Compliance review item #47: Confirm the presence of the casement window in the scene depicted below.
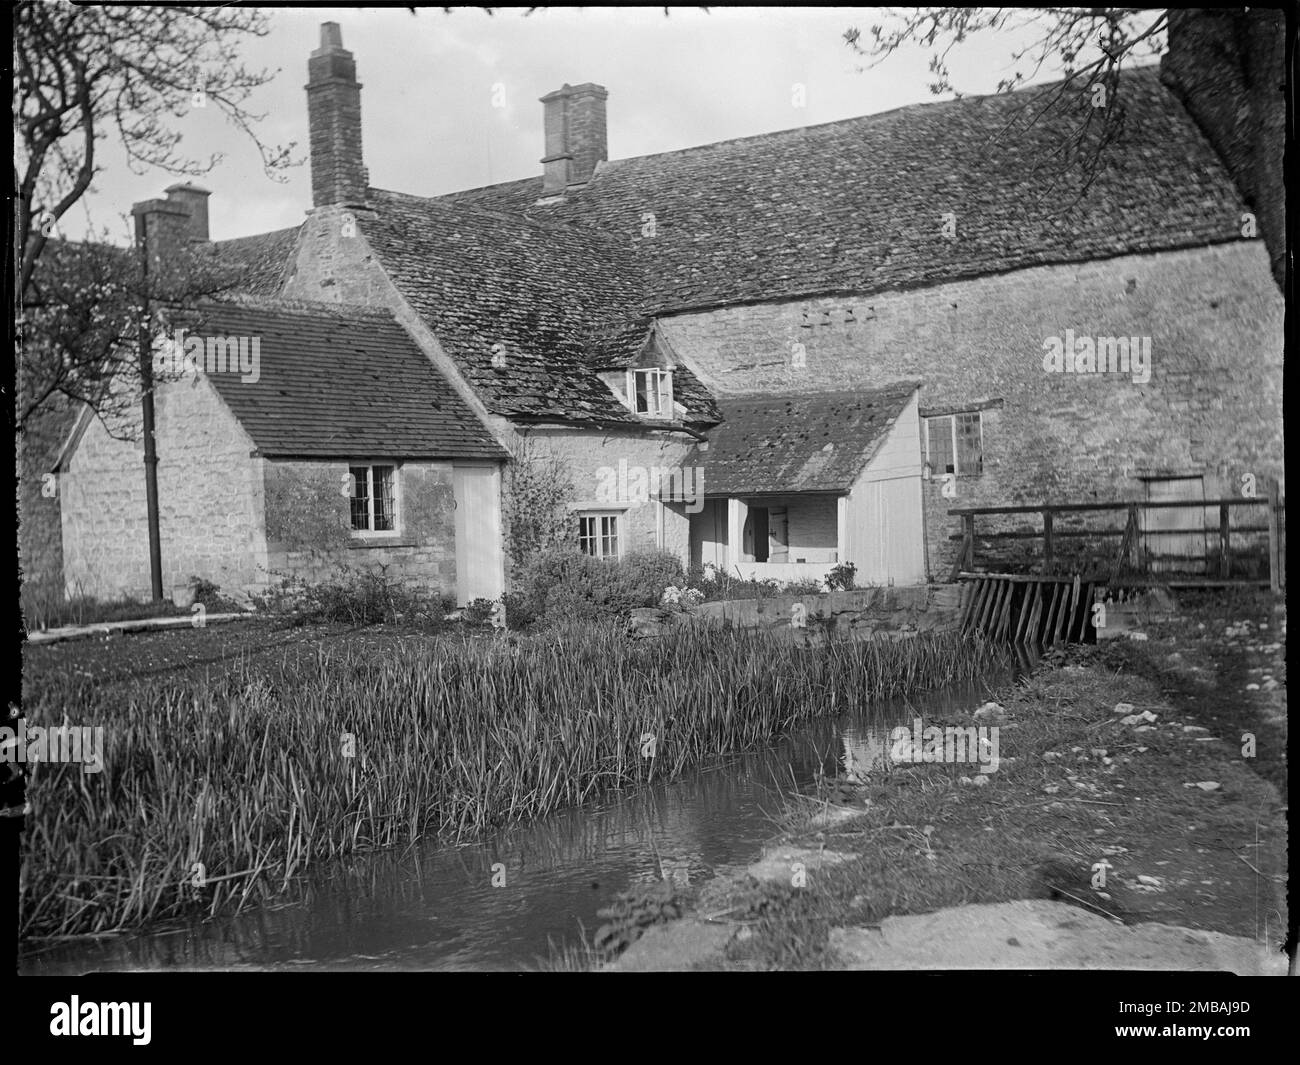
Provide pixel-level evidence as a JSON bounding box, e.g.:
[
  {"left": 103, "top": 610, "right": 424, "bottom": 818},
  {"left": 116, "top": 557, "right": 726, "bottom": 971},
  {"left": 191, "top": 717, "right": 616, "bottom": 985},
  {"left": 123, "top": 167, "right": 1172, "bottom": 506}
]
[
  {"left": 577, "top": 511, "right": 621, "bottom": 559},
  {"left": 629, "top": 368, "right": 673, "bottom": 419},
  {"left": 925, "top": 412, "right": 983, "bottom": 477},
  {"left": 350, "top": 464, "right": 397, "bottom": 533}
]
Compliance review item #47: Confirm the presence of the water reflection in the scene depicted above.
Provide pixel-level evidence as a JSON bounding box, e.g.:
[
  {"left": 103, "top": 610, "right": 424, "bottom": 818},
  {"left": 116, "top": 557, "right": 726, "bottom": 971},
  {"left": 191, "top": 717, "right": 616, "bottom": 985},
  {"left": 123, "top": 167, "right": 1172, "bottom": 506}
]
[{"left": 22, "top": 673, "right": 1018, "bottom": 973}]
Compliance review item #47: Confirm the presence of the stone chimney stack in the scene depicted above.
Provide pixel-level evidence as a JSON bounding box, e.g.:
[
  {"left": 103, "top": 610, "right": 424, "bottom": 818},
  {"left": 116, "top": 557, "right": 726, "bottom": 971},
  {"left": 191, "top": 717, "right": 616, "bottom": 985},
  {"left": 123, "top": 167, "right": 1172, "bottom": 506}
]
[
  {"left": 306, "top": 22, "right": 368, "bottom": 208},
  {"left": 540, "top": 83, "right": 608, "bottom": 194},
  {"left": 164, "top": 182, "right": 211, "bottom": 242},
  {"left": 131, "top": 195, "right": 192, "bottom": 272}
]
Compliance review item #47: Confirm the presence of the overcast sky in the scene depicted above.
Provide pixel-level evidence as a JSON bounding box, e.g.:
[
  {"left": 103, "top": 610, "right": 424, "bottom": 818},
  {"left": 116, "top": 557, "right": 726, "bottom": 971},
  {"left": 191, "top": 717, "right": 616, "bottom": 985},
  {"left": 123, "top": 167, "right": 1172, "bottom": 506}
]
[{"left": 73, "top": 6, "right": 1163, "bottom": 244}]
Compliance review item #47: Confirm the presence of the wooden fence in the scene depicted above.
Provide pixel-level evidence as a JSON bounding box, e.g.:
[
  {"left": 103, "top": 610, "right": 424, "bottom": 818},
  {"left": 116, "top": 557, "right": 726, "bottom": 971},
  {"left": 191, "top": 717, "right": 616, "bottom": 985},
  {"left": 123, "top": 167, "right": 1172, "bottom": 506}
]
[{"left": 947, "top": 495, "right": 1285, "bottom": 591}]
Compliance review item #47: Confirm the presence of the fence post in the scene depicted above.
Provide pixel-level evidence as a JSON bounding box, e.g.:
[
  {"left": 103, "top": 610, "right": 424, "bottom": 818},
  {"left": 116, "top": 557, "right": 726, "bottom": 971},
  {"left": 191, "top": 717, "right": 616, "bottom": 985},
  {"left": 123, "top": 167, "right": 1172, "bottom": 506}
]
[
  {"left": 1267, "top": 481, "right": 1281, "bottom": 594},
  {"left": 1043, "top": 510, "right": 1054, "bottom": 573},
  {"left": 1127, "top": 503, "right": 1141, "bottom": 573},
  {"left": 1219, "top": 503, "right": 1231, "bottom": 580}
]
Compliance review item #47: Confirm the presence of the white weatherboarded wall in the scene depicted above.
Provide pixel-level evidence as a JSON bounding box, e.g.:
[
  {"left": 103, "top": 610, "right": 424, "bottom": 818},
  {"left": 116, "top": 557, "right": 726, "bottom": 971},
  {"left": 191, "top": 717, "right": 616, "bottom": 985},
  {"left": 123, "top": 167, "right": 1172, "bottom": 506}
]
[{"left": 843, "top": 390, "right": 925, "bottom": 585}]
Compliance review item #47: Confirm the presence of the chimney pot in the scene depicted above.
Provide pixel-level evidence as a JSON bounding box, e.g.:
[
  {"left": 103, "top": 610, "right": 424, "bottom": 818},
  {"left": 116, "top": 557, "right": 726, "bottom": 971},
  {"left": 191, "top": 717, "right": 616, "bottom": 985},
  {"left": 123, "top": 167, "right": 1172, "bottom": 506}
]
[{"left": 319, "top": 21, "right": 343, "bottom": 51}]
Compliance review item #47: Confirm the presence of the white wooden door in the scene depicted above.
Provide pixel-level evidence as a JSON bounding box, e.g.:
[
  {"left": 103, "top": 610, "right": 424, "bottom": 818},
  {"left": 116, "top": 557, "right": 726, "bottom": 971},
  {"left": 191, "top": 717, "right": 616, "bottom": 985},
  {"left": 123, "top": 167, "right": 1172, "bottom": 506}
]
[
  {"left": 1141, "top": 476, "right": 1206, "bottom": 574},
  {"left": 453, "top": 465, "right": 504, "bottom": 605}
]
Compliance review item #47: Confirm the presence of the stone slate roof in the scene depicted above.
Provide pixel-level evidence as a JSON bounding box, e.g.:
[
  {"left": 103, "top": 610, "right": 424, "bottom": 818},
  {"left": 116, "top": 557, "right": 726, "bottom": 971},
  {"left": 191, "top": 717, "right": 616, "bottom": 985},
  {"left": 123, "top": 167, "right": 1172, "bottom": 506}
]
[
  {"left": 357, "top": 190, "right": 720, "bottom": 427},
  {"left": 438, "top": 66, "right": 1243, "bottom": 312},
  {"left": 211, "top": 226, "right": 301, "bottom": 298},
  {"left": 683, "top": 383, "right": 919, "bottom": 495},
  {"left": 356, "top": 66, "right": 1243, "bottom": 428},
  {"left": 181, "top": 299, "right": 506, "bottom": 460}
]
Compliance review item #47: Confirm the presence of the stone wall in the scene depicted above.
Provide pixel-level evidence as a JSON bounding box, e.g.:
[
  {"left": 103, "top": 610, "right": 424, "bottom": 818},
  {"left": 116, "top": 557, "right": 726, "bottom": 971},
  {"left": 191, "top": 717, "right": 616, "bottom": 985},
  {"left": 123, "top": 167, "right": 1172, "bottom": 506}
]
[
  {"left": 262, "top": 458, "right": 457, "bottom": 595},
  {"left": 509, "top": 424, "right": 697, "bottom": 567},
  {"left": 659, "top": 242, "right": 1284, "bottom": 578},
  {"left": 60, "top": 377, "right": 265, "bottom": 601}
]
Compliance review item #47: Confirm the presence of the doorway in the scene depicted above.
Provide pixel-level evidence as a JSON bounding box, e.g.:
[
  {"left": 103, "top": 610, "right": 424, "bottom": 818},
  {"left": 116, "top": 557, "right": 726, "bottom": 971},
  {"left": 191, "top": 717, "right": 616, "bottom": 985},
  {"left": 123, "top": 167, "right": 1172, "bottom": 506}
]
[{"left": 453, "top": 465, "right": 505, "bottom": 604}]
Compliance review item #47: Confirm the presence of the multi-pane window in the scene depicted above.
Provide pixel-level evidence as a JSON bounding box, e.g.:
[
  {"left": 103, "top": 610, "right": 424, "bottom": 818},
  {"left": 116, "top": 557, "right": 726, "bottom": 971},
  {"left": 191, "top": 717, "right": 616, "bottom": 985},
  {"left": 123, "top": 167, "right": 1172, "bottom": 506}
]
[
  {"left": 577, "top": 512, "right": 621, "bottom": 559},
  {"left": 925, "top": 412, "right": 983, "bottom": 477},
  {"left": 350, "top": 464, "right": 396, "bottom": 532},
  {"left": 630, "top": 368, "right": 673, "bottom": 419}
]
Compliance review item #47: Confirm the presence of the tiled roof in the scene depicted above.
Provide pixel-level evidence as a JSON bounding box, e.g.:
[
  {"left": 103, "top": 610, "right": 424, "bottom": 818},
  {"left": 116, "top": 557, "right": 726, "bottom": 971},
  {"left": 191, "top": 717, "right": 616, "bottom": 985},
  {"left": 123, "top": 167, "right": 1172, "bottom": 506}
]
[
  {"left": 683, "top": 383, "right": 919, "bottom": 495},
  {"left": 178, "top": 299, "right": 506, "bottom": 459},
  {"left": 439, "top": 66, "right": 1243, "bottom": 311},
  {"left": 211, "top": 226, "right": 301, "bottom": 298}
]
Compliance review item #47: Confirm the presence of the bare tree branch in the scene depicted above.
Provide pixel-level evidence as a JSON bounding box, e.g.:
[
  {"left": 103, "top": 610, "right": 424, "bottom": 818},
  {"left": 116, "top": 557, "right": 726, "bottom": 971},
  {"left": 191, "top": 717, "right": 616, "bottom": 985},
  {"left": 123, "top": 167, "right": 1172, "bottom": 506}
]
[
  {"left": 844, "top": 7, "right": 1169, "bottom": 209},
  {"left": 14, "top": 2, "right": 299, "bottom": 296}
]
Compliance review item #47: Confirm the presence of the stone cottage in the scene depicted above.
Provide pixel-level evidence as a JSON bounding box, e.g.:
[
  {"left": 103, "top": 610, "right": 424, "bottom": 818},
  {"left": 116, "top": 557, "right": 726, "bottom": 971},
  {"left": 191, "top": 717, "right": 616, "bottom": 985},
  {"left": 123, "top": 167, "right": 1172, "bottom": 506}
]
[
  {"left": 56, "top": 298, "right": 506, "bottom": 603},
  {"left": 53, "top": 21, "right": 1284, "bottom": 603}
]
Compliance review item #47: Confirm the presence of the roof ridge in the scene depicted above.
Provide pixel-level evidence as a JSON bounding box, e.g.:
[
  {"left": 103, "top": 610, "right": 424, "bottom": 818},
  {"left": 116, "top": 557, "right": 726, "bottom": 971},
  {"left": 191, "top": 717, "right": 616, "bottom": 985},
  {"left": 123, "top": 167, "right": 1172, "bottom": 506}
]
[
  {"left": 370, "top": 185, "right": 636, "bottom": 252},
  {"left": 410, "top": 62, "right": 1167, "bottom": 207},
  {"left": 213, "top": 224, "right": 301, "bottom": 247},
  {"left": 601, "top": 62, "right": 1165, "bottom": 165},
  {"left": 724, "top": 382, "right": 922, "bottom": 403},
  {"left": 199, "top": 294, "right": 396, "bottom": 319}
]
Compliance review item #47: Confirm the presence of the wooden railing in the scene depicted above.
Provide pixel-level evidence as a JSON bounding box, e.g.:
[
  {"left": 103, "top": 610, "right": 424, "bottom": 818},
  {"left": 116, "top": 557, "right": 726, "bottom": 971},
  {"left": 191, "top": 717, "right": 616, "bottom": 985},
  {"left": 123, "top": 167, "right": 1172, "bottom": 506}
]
[{"left": 947, "top": 496, "right": 1285, "bottom": 591}]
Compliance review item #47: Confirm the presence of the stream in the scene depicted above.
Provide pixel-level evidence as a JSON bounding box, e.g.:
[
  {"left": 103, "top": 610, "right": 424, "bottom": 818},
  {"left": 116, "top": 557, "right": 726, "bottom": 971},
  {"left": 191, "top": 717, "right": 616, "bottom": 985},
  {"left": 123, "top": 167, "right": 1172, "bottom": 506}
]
[{"left": 21, "top": 668, "right": 1025, "bottom": 973}]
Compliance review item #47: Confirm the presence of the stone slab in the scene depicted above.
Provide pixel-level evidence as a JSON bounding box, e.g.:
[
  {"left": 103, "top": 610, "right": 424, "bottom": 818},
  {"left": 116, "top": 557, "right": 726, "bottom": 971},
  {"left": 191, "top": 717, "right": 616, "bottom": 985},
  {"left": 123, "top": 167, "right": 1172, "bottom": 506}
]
[{"left": 829, "top": 899, "right": 1286, "bottom": 973}]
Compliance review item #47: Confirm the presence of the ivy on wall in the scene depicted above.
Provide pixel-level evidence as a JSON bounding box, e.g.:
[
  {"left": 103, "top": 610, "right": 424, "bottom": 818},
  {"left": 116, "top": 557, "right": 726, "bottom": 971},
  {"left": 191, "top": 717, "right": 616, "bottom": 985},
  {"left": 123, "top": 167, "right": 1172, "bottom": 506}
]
[
  {"left": 263, "top": 464, "right": 352, "bottom": 555},
  {"left": 503, "top": 437, "right": 577, "bottom": 573}
]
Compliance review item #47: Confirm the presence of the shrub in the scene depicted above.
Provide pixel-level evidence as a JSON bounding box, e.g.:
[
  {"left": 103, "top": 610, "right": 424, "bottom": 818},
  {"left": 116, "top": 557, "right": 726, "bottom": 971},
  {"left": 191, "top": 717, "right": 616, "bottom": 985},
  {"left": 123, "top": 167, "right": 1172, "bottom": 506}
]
[
  {"left": 502, "top": 590, "right": 539, "bottom": 631},
  {"left": 462, "top": 597, "right": 497, "bottom": 626},
  {"left": 824, "top": 562, "right": 857, "bottom": 591},
  {"left": 264, "top": 565, "right": 454, "bottom": 627},
  {"left": 515, "top": 547, "right": 687, "bottom": 624},
  {"left": 684, "top": 563, "right": 823, "bottom": 602},
  {"left": 660, "top": 585, "right": 706, "bottom": 611},
  {"left": 188, "top": 576, "right": 245, "bottom": 613}
]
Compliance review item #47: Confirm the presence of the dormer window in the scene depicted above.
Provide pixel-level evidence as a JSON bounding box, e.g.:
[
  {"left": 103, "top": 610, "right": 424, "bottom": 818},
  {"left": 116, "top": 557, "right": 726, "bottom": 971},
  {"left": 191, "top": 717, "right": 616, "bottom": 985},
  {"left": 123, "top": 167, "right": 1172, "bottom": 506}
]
[{"left": 630, "top": 368, "right": 673, "bottom": 419}]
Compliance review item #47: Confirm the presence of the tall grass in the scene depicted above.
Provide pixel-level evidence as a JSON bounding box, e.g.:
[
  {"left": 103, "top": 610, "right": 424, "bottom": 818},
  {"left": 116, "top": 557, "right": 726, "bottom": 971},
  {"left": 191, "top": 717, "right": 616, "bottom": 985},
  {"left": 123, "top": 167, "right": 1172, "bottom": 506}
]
[{"left": 20, "top": 623, "right": 1006, "bottom": 939}]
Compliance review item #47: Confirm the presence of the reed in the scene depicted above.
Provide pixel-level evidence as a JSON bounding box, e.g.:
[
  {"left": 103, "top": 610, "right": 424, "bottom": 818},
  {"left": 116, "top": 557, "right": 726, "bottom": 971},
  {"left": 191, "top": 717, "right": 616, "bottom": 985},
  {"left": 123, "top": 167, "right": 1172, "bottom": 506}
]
[{"left": 20, "top": 623, "right": 1004, "bottom": 939}]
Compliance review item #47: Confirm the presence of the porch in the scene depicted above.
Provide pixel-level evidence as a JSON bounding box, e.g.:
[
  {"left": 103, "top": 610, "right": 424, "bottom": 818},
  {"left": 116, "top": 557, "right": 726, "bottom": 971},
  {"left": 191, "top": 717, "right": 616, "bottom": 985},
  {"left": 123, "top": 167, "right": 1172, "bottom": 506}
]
[
  {"left": 678, "top": 384, "right": 928, "bottom": 587},
  {"left": 689, "top": 493, "right": 843, "bottom": 583}
]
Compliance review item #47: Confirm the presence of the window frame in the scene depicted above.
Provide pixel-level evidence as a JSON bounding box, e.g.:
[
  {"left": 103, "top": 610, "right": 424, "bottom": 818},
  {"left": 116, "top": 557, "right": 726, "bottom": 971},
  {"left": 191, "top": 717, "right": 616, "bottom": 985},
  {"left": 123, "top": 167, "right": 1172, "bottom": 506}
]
[
  {"left": 577, "top": 510, "right": 622, "bottom": 560},
  {"left": 925, "top": 411, "right": 983, "bottom": 478},
  {"left": 628, "top": 367, "right": 674, "bottom": 420},
  {"left": 349, "top": 463, "right": 400, "bottom": 536}
]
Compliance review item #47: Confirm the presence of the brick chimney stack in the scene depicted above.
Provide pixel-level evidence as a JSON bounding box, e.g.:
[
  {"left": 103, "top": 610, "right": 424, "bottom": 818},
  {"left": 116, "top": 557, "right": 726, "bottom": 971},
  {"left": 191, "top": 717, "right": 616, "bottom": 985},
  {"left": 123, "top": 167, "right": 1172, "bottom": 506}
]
[
  {"left": 164, "top": 182, "right": 211, "bottom": 242},
  {"left": 540, "top": 83, "right": 608, "bottom": 195},
  {"left": 306, "top": 22, "right": 368, "bottom": 208}
]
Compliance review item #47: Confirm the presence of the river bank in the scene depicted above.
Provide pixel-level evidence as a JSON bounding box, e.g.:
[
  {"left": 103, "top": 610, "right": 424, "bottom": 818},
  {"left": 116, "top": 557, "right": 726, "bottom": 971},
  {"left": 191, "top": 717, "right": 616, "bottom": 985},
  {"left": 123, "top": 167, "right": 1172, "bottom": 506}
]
[{"left": 595, "top": 590, "right": 1288, "bottom": 972}]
